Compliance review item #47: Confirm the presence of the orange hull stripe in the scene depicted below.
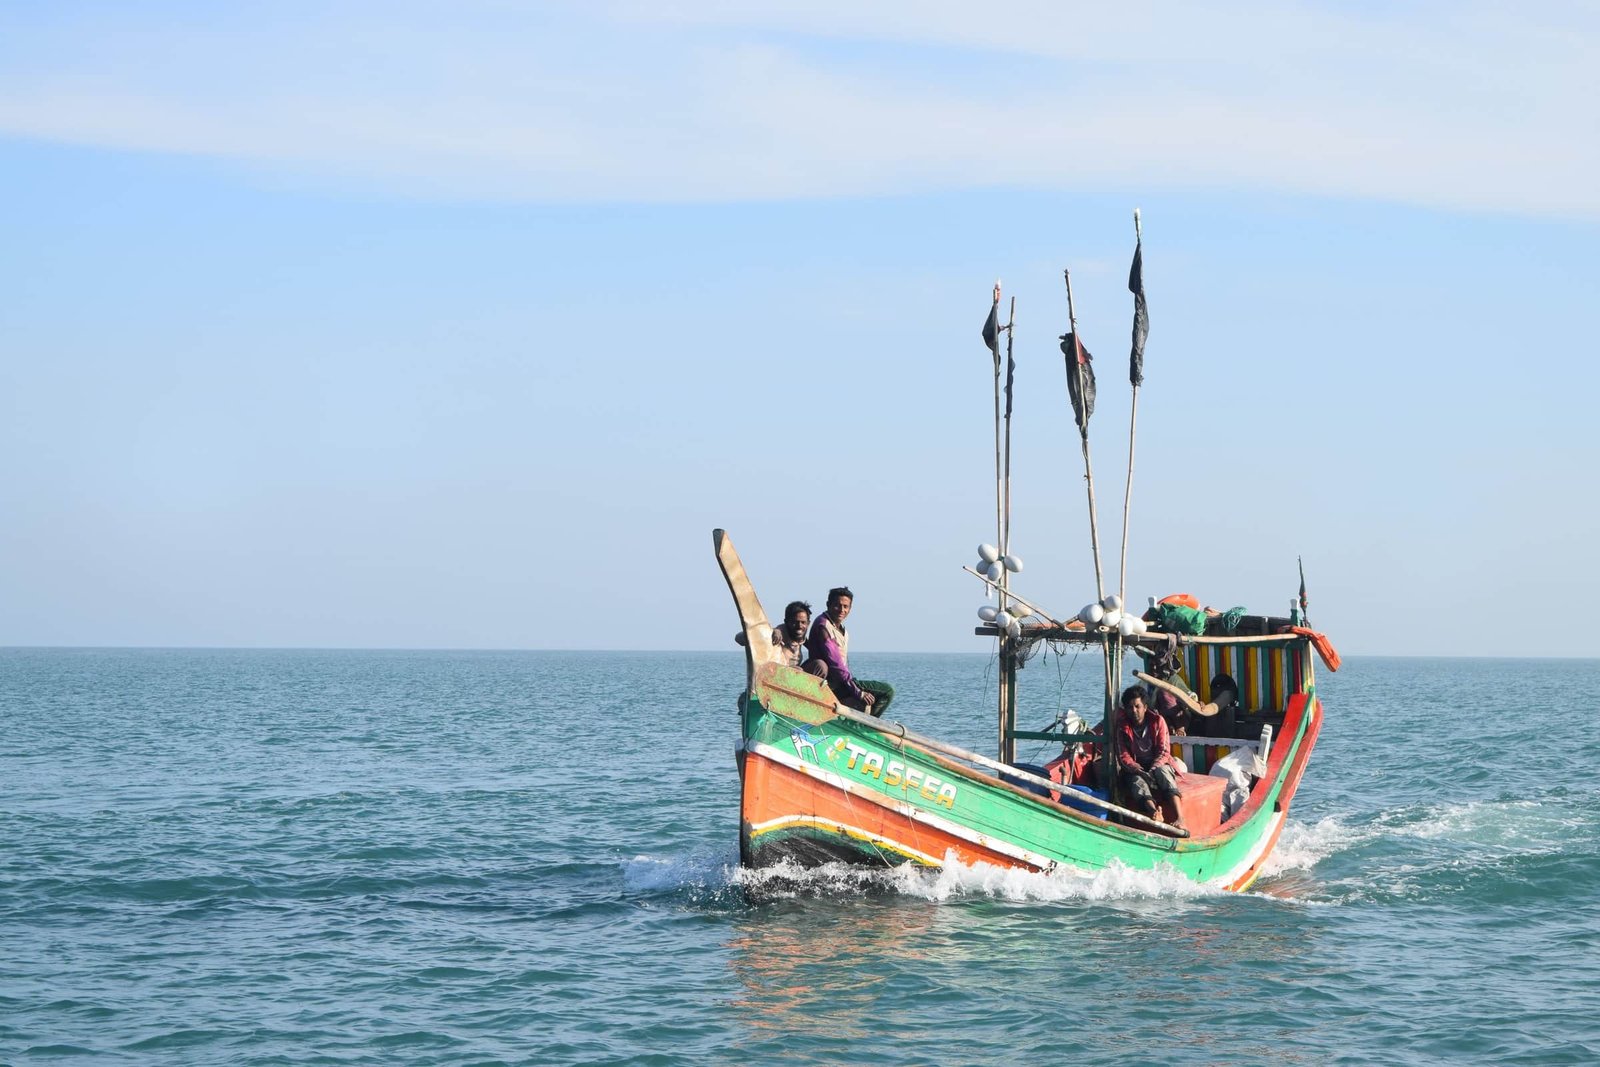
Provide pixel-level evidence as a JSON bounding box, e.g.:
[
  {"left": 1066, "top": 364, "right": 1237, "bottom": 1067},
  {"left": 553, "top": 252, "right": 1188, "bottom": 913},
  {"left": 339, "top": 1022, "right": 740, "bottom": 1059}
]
[{"left": 742, "top": 752, "right": 1034, "bottom": 870}]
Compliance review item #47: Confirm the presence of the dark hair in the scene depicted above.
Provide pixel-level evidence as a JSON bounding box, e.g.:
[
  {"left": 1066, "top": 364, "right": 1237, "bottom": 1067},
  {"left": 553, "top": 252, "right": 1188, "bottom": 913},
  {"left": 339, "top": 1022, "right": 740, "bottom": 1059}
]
[
  {"left": 827, "top": 586, "right": 854, "bottom": 604},
  {"left": 783, "top": 600, "right": 812, "bottom": 622},
  {"left": 1121, "top": 684, "right": 1148, "bottom": 707}
]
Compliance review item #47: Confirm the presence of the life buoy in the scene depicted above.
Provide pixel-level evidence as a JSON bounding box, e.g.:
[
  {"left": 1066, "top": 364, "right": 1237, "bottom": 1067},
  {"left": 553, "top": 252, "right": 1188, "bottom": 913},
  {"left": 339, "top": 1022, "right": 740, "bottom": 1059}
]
[{"left": 1158, "top": 593, "right": 1201, "bottom": 610}]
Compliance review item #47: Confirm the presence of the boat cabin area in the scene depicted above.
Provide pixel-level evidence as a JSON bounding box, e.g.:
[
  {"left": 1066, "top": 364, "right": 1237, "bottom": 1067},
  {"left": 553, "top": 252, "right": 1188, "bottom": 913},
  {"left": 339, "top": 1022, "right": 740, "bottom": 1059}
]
[{"left": 986, "top": 618, "right": 1318, "bottom": 839}]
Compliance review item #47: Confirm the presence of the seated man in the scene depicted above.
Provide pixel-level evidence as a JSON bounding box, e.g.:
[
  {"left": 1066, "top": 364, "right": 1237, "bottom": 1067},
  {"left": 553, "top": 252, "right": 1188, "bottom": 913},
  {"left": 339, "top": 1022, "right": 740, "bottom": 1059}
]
[
  {"left": 1150, "top": 684, "right": 1190, "bottom": 737},
  {"left": 735, "top": 601, "right": 828, "bottom": 677},
  {"left": 1114, "top": 685, "right": 1186, "bottom": 832},
  {"left": 805, "top": 586, "right": 879, "bottom": 714}
]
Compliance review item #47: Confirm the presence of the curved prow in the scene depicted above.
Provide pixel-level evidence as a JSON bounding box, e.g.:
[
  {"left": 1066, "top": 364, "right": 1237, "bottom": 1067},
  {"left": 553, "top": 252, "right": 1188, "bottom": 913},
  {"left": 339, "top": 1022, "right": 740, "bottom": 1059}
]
[{"left": 712, "top": 529, "right": 777, "bottom": 685}]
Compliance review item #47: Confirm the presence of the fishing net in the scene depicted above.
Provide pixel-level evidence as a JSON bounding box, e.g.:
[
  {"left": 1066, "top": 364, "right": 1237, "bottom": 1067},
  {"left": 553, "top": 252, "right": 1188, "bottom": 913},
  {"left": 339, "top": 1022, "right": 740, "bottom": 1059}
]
[{"left": 1215, "top": 606, "right": 1249, "bottom": 634}]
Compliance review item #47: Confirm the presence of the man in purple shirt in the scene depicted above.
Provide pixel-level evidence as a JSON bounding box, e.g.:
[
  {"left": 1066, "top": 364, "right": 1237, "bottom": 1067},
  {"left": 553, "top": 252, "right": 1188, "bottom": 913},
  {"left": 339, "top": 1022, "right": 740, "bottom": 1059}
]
[{"left": 806, "top": 587, "right": 876, "bottom": 713}]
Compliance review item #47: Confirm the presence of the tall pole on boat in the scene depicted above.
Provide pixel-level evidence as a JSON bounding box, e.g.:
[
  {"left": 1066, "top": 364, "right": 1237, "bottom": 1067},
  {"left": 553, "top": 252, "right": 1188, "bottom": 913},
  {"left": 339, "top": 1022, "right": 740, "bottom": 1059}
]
[
  {"left": 1110, "top": 209, "right": 1149, "bottom": 765},
  {"left": 1062, "top": 269, "right": 1106, "bottom": 605},
  {"left": 1118, "top": 209, "right": 1147, "bottom": 610},
  {"left": 1003, "top": 295, "right": 1017, "bottom": 553},
  {"left": 984, "top": 282, "right": 1016, "bottom": 763},
  {"left": 1000, "top": 294, "right": 1018, "bottom": 764},
  {"left": 989, "top": 281, "right": 1005, "bottom": 568},
  {"left": 1064, "top": 267, "right": 1118, "bottom": 781}
]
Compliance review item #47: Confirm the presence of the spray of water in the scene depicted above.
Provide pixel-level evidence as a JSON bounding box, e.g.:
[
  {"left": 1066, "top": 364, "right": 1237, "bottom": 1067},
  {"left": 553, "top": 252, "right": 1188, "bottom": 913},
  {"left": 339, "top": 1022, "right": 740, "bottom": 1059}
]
[{"left": 625, "top": 850, "right": 1228, "bottom": 903}]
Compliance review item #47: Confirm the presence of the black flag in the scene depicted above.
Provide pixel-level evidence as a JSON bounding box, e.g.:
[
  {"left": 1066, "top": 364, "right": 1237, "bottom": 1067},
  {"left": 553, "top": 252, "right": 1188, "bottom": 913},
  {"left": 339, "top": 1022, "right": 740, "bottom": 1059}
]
[
  {"left": 1298, "top": 556, "right": 1310, "bottom": 625},
  {"left": 1004, "top": 341, "right": 1016, "bottom": 421},
  {"left": 982, "top": 301, "right": 1000, "bottom": 356},
  {"left": 1129, "top": 239, "right": 1148, "bottom": 386},
  {"left": 1060, "top": 332, "right": 1095, "bottom": 433}
]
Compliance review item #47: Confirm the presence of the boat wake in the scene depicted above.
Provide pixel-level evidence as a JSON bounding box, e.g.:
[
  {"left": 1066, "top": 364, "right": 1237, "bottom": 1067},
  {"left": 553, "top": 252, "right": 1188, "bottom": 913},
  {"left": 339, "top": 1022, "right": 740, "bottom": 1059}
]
[
  {"left": 624, "top": 793, "right": 1598, "bottom": 907},
  {"left": 1257, "top": 815, "right": 1370, "bottom": 877},
  {"left": 1251, "top": 790, "right": 1600, "bottom": 904},
  {"left": 624, "top": 850, "right": 1226, "bottom": 903}
]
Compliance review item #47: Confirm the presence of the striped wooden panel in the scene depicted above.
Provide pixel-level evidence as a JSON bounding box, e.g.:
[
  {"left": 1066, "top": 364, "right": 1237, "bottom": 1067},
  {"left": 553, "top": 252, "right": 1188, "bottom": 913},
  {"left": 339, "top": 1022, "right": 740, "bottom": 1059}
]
[{"left": 1179, "top": 642, "right": 1305, "bottom": 712}]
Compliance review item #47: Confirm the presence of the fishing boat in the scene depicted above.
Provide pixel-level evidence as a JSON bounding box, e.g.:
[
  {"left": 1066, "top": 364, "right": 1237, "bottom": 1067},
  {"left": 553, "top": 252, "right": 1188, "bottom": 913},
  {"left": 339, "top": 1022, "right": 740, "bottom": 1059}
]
[
  {"left": 714, "top": 217, "right": 1340, "bottom": 891},
  {"left": 716, "top": 530, "right": 1337, "bottom": 890}
]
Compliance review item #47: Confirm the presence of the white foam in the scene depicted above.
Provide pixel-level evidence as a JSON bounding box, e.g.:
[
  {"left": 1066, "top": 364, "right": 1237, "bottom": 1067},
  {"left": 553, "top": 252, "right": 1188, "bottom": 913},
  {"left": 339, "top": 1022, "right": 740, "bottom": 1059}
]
[
  {"left": 631, "top": 851, "right": 1224, "bottom": 902},
  {"left": 621, "top": 849, "right": 738, "bottom": 893},
  {"left": 1258, "top": 816, "right": 1369, "bottom": 877},
  {"left": 889, "top": 855, "right": 1223, "bottom": 902},
  {"left": 1378, "top": 797, "right": 1587, "bottom": 852}
]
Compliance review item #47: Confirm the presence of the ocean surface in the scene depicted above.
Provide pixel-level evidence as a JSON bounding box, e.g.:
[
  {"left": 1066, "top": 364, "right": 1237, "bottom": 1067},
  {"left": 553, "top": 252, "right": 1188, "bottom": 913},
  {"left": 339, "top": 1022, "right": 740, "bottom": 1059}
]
[{"left": 3, "top": 648, "right": 1598, "bottom": 1065}]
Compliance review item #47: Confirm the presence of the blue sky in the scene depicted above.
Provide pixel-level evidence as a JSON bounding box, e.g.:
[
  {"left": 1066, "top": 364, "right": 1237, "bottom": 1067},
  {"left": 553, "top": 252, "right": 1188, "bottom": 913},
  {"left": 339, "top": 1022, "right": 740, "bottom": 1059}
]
[{"left": 2, "top": 2, "right": 1597, "bottom": 655}]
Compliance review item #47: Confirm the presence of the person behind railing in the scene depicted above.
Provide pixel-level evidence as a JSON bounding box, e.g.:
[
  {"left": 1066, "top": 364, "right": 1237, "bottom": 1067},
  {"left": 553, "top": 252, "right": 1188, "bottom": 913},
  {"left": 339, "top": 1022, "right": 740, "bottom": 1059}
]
[
  {"left": 1115, "top": 685, "right": 1187, "bottom": 832},
  {"left": 735, "top": 600, "right": 829, "bottom": 677},
  {"left": 1208, "top": 673, "right": 1240, "bottom": 715}
]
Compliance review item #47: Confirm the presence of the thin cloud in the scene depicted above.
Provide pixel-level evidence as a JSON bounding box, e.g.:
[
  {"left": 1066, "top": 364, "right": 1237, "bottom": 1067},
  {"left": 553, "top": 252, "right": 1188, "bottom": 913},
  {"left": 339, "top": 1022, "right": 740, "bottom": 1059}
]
[{"left": 0, "top": 1, "right": 1595, "bottom": 215}]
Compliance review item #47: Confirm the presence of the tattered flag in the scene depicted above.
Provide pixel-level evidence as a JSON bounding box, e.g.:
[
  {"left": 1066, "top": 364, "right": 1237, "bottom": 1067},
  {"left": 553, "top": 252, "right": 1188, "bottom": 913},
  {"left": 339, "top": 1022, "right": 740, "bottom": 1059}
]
[
  {"left": 982, "top": 301, "right": 1000, "bottom": 356},
  {"left": 1060, "top": 332, "right": 1095, "bottom": 432},
  {"left": 1004, "top": 342, "right": 1016, "bottom": 421},
  {"left": 1129, "top": 239, "right": 1148, "bottom": 386}
]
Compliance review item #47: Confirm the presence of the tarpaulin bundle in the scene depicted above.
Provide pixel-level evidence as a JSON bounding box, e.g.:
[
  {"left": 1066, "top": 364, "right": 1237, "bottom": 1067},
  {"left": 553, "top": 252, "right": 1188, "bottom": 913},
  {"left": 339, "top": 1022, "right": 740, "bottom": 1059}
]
[{"left": 1150, "top": 602, "right": 1208, "bottom": 635}]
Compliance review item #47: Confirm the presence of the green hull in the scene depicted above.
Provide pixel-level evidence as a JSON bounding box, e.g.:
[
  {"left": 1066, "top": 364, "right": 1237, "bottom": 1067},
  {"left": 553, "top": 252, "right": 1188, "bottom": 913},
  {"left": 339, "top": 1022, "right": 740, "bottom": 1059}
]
[{"left": 738, "top": 666, "right": 1322, "bottom": 890}]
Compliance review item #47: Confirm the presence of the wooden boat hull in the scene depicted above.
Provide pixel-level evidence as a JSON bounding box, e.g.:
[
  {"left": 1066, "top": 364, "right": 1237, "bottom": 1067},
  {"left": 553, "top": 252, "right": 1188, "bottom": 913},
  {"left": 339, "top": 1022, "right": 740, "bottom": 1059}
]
[{"left": 738, "top": 664, "right": 1321, "bottom": 891}]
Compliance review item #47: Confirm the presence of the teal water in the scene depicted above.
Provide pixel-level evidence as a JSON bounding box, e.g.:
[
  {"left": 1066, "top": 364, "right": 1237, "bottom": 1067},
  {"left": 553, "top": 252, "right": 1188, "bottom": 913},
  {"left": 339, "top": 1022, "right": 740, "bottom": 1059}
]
[{"left": 3, "top": 648, "right": 1598, "bottom": 1065}]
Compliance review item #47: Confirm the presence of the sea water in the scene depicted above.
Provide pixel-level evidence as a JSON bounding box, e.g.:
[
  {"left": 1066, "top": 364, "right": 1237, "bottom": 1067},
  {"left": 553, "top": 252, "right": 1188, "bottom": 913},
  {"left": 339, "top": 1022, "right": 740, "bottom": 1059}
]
[{"left": 3, "top": 648, "right": 1598, "bottom": 1065}]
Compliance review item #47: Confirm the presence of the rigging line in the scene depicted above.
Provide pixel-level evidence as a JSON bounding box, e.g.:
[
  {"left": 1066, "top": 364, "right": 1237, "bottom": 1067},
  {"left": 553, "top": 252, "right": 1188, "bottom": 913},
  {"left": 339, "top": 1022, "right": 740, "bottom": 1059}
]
[{"left": 1050, "top": 638, "right": 1086, "bottom": 722}]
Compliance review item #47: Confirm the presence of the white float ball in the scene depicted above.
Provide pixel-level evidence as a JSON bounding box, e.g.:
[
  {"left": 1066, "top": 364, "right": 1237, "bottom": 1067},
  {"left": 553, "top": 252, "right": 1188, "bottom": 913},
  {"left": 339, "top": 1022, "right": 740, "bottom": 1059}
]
[
  {"left": 1102, "top": 593, "right": 1123, "bottom": 612},
  {"left": 978, "top": 605, "right": 999, "bottom": 622},
  {"left": 1006, "top": 619, "right": 1023, "bottom": 639},
  {"left": 1079, "top": 603, "right": 1105, "bottom": 626},
  {"left": 977, "top": 543, "right": 1000, "bottom": 563},
  {"left": 1118, "top": 616, "right": 1139, "bottom": 637},
  {"left": 1102, "top": 609, "right": 1123, "bottom": 630},
  {"left": 995, "top": 611, "right": 1014, "bottom": 629},
  {"left": 984, "top": 561, "right": 1003, "bottom": 581},
  {"left": 1002, "top": 554, "right": 1023, "bottom": 573}
]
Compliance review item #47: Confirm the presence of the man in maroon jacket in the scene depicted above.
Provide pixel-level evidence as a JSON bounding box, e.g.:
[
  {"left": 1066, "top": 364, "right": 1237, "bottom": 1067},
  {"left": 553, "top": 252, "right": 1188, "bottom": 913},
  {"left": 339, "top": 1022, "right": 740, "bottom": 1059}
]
[{"left": 1115, "top": 685, "right": 1186, "bottom": 831}]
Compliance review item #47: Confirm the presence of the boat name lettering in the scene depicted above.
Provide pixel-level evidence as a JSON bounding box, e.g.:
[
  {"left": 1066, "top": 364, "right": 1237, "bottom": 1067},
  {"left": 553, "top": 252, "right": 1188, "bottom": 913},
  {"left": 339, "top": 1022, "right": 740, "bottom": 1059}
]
[{"left": 840, "top": 742, "right": 957, "bottom": 808}]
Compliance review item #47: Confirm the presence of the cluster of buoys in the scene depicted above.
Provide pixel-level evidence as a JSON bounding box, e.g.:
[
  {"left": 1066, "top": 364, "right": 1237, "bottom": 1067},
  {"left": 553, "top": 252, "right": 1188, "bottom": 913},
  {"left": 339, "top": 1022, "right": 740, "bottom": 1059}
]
[
  {"left": 976, "top": 602, "right": 1027, "bottom": 638},
  {"left": 1078, "top": 594, "right": 1150, "bottom": 637},
  {"left": 974, "top": 544, "right": 1027, "bottom": 639},
  {"left": 974, "top": 543, "right": 1023, "bottom": 581}
]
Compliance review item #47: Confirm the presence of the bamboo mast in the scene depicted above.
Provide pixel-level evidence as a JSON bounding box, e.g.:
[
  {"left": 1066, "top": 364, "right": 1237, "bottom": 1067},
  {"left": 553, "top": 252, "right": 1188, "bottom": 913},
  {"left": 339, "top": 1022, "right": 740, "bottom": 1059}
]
[
  {"left": 1063, "top": 269, "right": 1106, "bottom": 607},
  {"left": 1062, "top": 267, "right": 1118, "bottom": 786},
  {"left": 1118, "top": 209, "right": 1144, "bottom": 609},
  {"left": 1112, "top": 209, "right": 1148, "bottom": 766},
  {"left": 986, "top": 282, "right": 1012, "bottom": 762},
  {"left": 1003, "top": 295, "right": 1017, "bottom": 554},
  {"left": 999, "top": 293, "right": 1018, "bottom": 764},
  {"left": 990, "top": 281, "right": 1004, "bottom": 575}
]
